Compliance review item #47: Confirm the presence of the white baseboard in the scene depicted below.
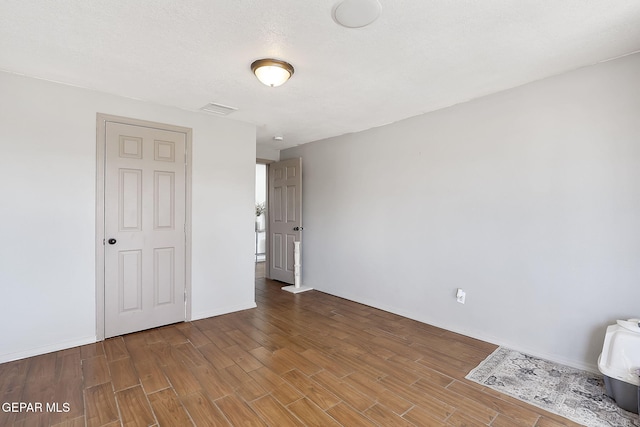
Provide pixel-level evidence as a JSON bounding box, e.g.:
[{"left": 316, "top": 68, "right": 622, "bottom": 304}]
[
  {"left": 0, "top": 336, "right": 96, "bottom": 364},
  {"left": 313, "top": 287, "right": 599, "bottom": 374},
  {"left": 190, "top": 301, "right": 257, "bottom": 321},
  {"left": 0, "top": 302, "right": 257, "bottom": 363}
]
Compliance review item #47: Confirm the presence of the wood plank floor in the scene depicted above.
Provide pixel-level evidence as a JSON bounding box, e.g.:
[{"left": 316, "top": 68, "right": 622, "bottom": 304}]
[{"left": 0, "top": 277, "right": 583, "bottom": 427}]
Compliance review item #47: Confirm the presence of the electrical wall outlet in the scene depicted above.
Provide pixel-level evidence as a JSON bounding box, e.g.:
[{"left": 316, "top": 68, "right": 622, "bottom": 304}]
[{"left": 456, "top": 288, "right": 466, "bottom": 304}]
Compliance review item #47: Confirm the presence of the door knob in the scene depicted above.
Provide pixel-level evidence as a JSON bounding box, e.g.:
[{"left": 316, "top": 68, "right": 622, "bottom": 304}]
[
  {"left": 108, "top": 238, "right": 117, "bottom": 245},
  {"left": 293, "top": 226, "right": 304, "bottom": 231}
]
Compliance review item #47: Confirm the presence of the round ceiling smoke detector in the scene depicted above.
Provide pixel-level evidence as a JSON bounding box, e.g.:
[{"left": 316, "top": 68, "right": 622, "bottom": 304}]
[{"left": 332, "top": 0, "right": 381, "bottom": 28}]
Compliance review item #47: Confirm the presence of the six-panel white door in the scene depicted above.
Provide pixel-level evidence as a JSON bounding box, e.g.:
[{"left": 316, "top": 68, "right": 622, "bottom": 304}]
[
  {"left": 104, "top": 122, "right": 186, "bottom": 338},
  {"left": 269, "top": 158, "right": 302, "bottom": 284}
]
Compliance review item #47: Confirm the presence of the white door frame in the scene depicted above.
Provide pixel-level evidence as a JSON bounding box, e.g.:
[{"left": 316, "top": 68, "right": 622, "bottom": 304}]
[
  {"left": 256, "top": 159, "right": 273, "bottom": 279},
  {"left": 95, "top": 113, "right": 193, "bottom": 341}
]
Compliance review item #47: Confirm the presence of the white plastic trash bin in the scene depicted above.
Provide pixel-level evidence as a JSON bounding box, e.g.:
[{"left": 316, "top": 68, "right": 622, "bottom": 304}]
[{"left": 597, "top": 320, "right": 640, "bottom": 414}]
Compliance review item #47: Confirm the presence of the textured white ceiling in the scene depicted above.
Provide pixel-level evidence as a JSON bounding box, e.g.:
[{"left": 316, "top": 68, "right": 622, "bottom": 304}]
[{"left": 1, "top": 1, "right": 639, "bottom": 150}]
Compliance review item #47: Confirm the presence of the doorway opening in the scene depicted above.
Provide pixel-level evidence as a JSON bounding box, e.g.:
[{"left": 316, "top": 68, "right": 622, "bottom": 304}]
[{"left": 255, "top": 163, "right": 267, "bottom": 279}]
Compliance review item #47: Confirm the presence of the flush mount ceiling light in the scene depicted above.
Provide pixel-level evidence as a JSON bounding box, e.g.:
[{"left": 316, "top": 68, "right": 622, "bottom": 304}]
[
  {"left": 251, "top": 58, "right": 295, "bottom": 87},
  {"left": 332, "top": 0, "right": 382, "bottom": 28}
]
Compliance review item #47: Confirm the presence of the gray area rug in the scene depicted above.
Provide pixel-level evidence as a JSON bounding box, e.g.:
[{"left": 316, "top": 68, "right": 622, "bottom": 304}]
[{"left": 465, "top": 347, "right": 639, "bottom": 427}]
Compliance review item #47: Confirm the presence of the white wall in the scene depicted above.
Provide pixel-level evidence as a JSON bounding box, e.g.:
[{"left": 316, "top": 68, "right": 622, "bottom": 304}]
[
  {"left": 282, "top": 53, "right": 640, "bottom": 371},
  {"left": 0, "top": 71, "right": 257, "bottom": 362},
  {"left": 256, "top": 145, "right": 280, "bottom": 162}
]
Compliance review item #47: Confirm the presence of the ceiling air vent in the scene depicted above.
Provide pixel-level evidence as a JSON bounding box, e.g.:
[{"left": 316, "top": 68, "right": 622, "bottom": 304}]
[{"left": 200, "top": 102, "right": 238, "bottom": 116}]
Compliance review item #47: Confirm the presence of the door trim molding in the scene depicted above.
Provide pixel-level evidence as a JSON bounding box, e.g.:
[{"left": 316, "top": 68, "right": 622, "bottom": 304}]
[
  {"left": 95, "top": 113, "right": 193, "bottom": 341},
  {"left": 256, "top": 159, "right": 273, "bottom": 279}
]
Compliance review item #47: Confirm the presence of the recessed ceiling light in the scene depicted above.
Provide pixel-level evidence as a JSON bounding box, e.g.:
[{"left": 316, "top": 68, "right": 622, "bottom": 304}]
[
  {"left": 273, "top": 136, "right": 284, "bottom": 141},
  {"left": 332, "top": 0, "right": 381, "bottom": 28}
]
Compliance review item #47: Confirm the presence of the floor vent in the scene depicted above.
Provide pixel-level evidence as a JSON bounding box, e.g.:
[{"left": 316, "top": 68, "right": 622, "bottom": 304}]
[{"left": 200, "top": 102, "right": 238, "bottom": 116}]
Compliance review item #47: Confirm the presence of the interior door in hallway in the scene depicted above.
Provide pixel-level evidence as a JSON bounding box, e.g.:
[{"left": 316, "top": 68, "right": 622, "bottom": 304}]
[
  {"left": 104, "top": 121, "right": 187, "bottom": 338},
  {"left": 268, "top": 157, "right": 302, "bottom": 284}
]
